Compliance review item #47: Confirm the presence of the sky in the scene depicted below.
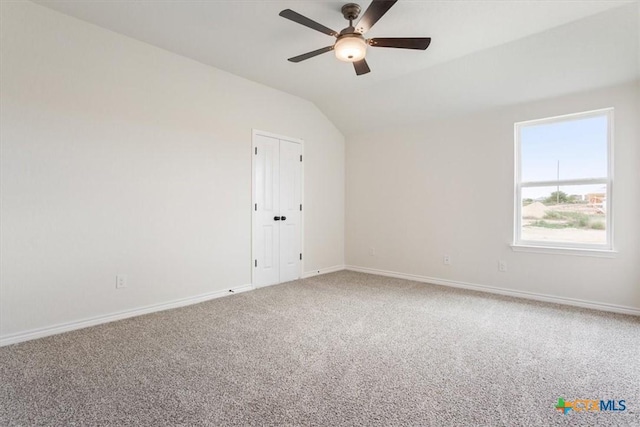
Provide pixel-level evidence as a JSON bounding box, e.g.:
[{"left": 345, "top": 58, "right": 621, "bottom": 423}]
[{"left": 519, "top": 114, "right": 608, "bottom": 199}]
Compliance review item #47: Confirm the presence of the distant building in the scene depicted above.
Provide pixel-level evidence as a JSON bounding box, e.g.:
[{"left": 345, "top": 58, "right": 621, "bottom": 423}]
[{"left": 587, "top": 193, "right": 605, "bottom": 206}]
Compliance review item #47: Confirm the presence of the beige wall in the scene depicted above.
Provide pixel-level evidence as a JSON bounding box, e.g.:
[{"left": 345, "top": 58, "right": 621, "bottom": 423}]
[
  {"left": 2, "top": 1, "right": 638, "bottom": 342},
  {"left": 0, "top": 2, "right": 345, "bottom": 338},
  {"left": 346, "top": 82, "right": 640, "bottom": 311}
]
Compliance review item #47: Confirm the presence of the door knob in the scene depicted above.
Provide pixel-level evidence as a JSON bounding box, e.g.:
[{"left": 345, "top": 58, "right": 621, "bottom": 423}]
[
  {"left": 274, "top": 216, "right": 281, "bottom": 221},
  {"left": 281, "top": 216, "right": 287, "bottom": 221}
]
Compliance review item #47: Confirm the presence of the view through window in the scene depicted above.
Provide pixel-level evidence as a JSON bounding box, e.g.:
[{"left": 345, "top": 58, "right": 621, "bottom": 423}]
[{"left": 515, "top": 109, "right": 612, "bottom": 249}]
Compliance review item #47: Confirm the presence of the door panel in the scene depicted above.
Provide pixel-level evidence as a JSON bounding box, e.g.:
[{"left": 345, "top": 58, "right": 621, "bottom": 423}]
[
  {"left": 262, "top": 225, "right": 275, "bottom": 269},
  {"left": 278, "top": 140, "right": 302, "bottom": 283},
  {"left": 253, "top": 134, "right": 280, "bottom": 287}
]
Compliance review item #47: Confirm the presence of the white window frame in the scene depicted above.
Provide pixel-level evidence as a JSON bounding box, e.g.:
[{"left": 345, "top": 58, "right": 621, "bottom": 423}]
[{"left": 513, "top": 108, "right": 615, "bottom": 256}]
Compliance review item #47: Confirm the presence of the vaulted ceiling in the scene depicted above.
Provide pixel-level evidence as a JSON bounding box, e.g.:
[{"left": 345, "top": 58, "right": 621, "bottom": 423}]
[{"left": 35, "top": 0, "right": 639, "bottom": 135}]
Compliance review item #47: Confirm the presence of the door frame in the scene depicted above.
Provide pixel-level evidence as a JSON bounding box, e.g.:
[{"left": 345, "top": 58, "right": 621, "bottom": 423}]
[{"left": 251, "top": 129, "right": 304, "bottom": 287}]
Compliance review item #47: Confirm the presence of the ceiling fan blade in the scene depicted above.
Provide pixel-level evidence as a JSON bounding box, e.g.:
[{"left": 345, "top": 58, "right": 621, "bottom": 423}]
[
  {"left": 279, "top": 9, "right": 339, "bottom": 37},
  {"left": 353, "top": 59, "right": 371, "bottom": 76},
  {"left": 355, "top": 0, "right": 398, "bottom": 34},
  {"left": 288, "top": 46, "right": 334, "bottom": 63},
  {"left": 369, "top": 37, "right": 431, "bottom": 50}
]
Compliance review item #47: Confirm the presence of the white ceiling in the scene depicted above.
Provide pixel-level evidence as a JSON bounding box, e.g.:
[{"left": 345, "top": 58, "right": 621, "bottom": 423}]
[{"left": 34, "top": 0, "right": 639, "bottom": 135}]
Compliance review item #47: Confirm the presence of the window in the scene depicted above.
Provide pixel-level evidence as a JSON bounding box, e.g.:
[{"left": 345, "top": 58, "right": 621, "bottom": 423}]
[{"left": 514, "top": 109, "right": 613, "bottom": 253}]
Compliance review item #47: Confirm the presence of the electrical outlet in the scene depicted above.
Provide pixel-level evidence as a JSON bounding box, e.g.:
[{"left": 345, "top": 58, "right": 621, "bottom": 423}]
[
  {"left": 369, "top": 247, "right": 376, "bottom": 256},
  {"left": 443, "top": 255, "right": 452, "bottom": 265},
  {"left": 498, "top": 260, "right": 507, "bottom": 272},
  {"left": 116, "top": 275, "right": 128, "bottom": 289}
]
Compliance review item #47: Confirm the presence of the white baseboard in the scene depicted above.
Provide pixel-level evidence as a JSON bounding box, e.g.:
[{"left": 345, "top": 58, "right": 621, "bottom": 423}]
[
  {"left": 345, "top": 265, "right": 640, "bottom": 317},
  {"left": 0, "top": 283, "right": 255, "bottom": 347},
  {"left": 5, "top": 265, "right": 636, "bottom": 347},
  {"left": 301, "top": 264, "right": 345, "bottom": 279}
]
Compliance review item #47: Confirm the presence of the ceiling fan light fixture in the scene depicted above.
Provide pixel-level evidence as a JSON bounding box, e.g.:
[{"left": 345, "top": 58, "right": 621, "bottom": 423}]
[
  {"left": 280, "top": 2, "right": 431, "bottom": 75},
  {"left": 334, "top": 34, "right": 367, "bottom": 62}
]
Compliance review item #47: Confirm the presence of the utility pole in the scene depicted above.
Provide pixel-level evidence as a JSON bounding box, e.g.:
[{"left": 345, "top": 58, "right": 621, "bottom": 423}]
[{"left": 556, "top": 160, "right": 560, "bottom": 204}]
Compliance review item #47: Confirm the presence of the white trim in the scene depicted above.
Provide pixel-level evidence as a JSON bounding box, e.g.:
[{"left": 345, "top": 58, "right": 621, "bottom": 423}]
[
  {"left": 511, "top": 244, "right": 617, "bottom": 258},
  {"left": 514, "top": 107, "right": 615, "bottom": 127},
  {"left": 607, "top": 109, "right": 614, "bottom": 246},
  {"left": 301, "top": 265, "right": 345, "bottom": 279},
  {"left": 345, "top": 265, "right": 640, "bottom": 317},
  {"left": 520, "top": 178, "right": 607, "bottom": 188},
  {"left": 513, "top": 108, "right": 614, "bottom": 251},
  {"left": 251, "top": 129, "right": 305, "bottom": 287},
  {"left": 300, "top": 141, "right": 305, "bottom": 278},
  {"left": 252, "top": 129, "right": 303, "bottom": 145},
  {"left": 0, "top": 284, "right": 255, "bottom": 347}
]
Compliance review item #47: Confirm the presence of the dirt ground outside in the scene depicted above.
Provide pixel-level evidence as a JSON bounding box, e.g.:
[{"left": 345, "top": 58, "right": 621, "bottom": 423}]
[
  {"left": 521, "top": 202, "right": 607, "bottom": 244},
  {"left": 521, "top": 226, "right": 606, "bottom": 244}
]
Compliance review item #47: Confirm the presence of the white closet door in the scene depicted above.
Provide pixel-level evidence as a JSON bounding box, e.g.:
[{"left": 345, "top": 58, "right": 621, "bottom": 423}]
[
  {"left": 252, "top": 133, "right": 302, "bottom": 287},
  {"left": 278, "top": 140, "right": 302, "bottom": 283},
  {"left": 253, "top": 134, "right": 280, "bottom": 287}
]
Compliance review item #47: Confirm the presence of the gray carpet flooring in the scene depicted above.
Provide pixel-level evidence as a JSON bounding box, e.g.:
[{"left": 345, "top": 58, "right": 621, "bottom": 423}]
[{"left": 1, "top": 271, "right": 639, "bottom": 426}]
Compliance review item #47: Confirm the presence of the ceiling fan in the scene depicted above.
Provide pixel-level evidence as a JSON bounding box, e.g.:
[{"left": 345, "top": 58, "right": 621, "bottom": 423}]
[{"left": 279, "top": 0, "right": 431, "bottom": 76}]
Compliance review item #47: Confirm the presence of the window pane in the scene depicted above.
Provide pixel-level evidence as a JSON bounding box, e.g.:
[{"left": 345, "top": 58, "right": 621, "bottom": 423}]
[
  {"left": 521, "top": 185, "right": 607, "bottom": 245},
  {"left": 520, "top": 115, "right": 608, "bottom": 182}
]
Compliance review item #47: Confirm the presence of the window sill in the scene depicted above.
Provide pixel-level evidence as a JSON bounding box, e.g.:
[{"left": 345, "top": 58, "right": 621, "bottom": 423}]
[{"left": 511, "top": 244, "right": 617, "bottom": 258}]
